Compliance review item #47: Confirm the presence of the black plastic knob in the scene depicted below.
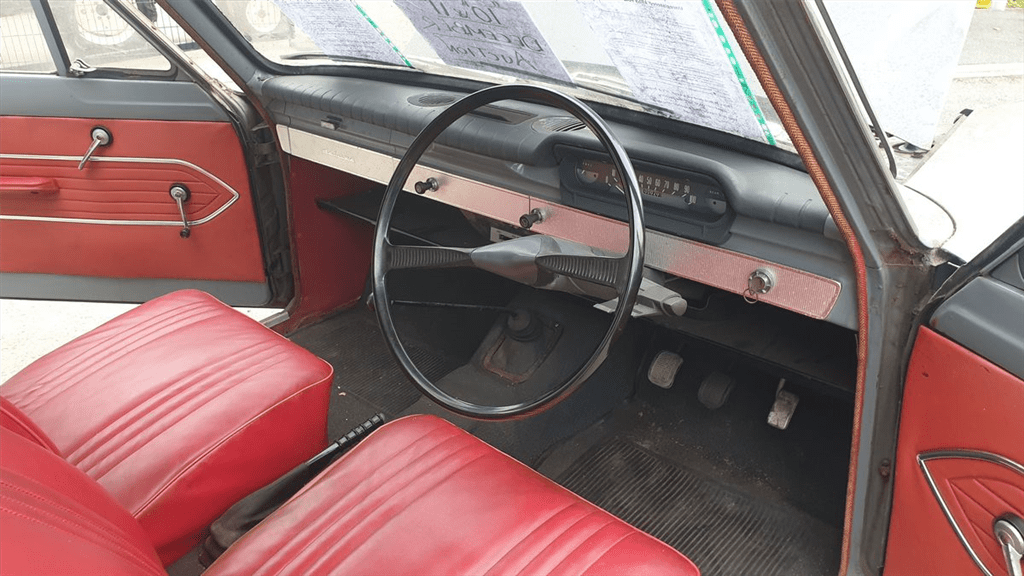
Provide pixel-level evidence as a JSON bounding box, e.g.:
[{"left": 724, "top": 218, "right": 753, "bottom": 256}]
[
  {"left": 519, "top": 209, "right": 543, "bottom": 230},
  {"left": 414, "top": 177, "right": 438, "bottom": 194}
]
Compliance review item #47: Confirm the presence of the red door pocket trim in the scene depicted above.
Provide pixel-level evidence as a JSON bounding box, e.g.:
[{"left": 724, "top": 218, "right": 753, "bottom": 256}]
[
  {"left": 0, "top": 176, "right": 59, "bottom": 197},
  {"left": 919, "top": 450, "right": 1024, "bottom": 576}
]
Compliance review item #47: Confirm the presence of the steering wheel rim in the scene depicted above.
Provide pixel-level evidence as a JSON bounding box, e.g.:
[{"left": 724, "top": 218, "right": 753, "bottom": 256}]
[{"left": 372, "top": 84, "right": 645, "bottom": 419}]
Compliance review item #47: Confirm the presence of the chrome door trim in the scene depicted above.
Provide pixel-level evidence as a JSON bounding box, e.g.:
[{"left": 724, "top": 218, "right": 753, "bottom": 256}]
[
  {"left": 918, "top": 449, "right": 1024, "bottom": 576},
  {"left": 0, "top": 153, "right": 239, "bottom": 227}
]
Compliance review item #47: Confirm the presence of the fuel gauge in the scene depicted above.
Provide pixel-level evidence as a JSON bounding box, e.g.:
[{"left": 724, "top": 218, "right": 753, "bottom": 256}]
[{"left": 576, "top": 159, "right": 602, "bottom": 185}]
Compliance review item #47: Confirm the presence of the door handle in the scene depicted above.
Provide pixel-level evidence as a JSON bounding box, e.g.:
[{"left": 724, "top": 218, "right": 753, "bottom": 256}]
[{"left": 78, "top": 127, "right": 112, "bottom": 170}]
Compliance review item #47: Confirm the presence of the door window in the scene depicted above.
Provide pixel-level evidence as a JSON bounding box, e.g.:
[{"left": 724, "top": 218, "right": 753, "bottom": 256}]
[
  {"left": 50, "top": 0, "right": 172, "bottom": 73},
  {"left": 0, "top": 1, "right": 57, "bottom": 73}
]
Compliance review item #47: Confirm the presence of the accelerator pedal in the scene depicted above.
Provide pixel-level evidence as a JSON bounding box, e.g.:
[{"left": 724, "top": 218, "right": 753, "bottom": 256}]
[{"left": 767, "top": 379, "right": 799, "bottom": 430}]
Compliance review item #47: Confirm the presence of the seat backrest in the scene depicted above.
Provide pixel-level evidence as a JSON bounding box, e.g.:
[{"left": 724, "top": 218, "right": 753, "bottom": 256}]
[{"left": 0, "top": 428, "right": 166, "bottom": 576}]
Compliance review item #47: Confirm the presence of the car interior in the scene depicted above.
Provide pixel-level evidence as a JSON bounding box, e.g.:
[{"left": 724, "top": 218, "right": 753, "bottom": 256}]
[{"left": 9, "top": 2, "right": 1020, "bottom": 576}]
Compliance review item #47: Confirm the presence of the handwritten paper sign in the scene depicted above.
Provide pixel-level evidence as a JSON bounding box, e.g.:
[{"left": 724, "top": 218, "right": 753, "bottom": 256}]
[
  {"left": 395, "top": 0, "right": 571, "bottom": 83},
  {"left": 275, "top": 0, "right": 408, "bottom": 66},
  {"left": 578, "top": 1, "right": 767, "bottom": 142}
]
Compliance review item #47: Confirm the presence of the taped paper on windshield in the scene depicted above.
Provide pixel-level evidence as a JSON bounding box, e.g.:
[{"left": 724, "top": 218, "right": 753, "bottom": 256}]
[
  {"left": 395, "top": 0, "right": 571, "bottom": 84},
  {"left": 578, "top": 1, "right": 768, "bottom": 142},
  {"left": 275, "top": 0, "right": 409, "bottom": 67}
]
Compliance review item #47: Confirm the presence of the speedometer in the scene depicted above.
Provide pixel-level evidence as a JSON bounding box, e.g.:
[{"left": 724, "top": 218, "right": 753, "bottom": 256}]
[
  {"left": 574, "top": 159, "right": 722, "bottom": 214},
  {"left": 560, "top": 148, "right": 734, "bottom": 244}
]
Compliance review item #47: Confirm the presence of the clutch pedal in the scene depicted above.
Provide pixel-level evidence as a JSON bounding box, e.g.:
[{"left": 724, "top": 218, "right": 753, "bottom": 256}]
[{"left": 648, "top": 351, "right": 684, "bottom": 389}]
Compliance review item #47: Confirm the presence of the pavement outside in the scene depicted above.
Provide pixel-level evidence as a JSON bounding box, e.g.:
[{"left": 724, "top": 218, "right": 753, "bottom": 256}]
[{"left": 1, "top": 6, "right": 1022, "bottom": 384}]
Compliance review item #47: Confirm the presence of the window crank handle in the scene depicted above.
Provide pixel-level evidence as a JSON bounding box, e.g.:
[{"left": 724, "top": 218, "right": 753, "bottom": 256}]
[
  {"left": 995, "top": 515, "right": 1024, "bottom": 576},
  {"left": 78, "top": 127, "right": 112, "bottom": 170},
  {"left": 169, "top": 185, "right": 192, "bottom": 239}
]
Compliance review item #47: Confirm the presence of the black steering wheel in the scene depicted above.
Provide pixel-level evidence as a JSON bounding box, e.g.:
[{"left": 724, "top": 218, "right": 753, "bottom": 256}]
[{"left": 372, "top": 84, "right": 645, "bottom": 419}]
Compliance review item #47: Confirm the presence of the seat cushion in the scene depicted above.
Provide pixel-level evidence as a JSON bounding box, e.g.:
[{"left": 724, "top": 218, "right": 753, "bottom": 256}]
[
  {"left": 0, "top": 428, "right": 166, "bottom": 576},
  {"left": 208, "top": 415, "right": 699, "bottom": 576},
  {"left": 1, "top": 290, "right": 333, "bottom": 564}
]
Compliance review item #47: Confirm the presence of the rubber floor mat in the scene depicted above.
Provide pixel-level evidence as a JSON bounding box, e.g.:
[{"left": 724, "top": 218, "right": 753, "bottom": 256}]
[
  {"left": 558, "top": 439, "right": 841, "bottom": 576},
  {"left": 290, "top": 310, "right": 458, "bottom": 427}
]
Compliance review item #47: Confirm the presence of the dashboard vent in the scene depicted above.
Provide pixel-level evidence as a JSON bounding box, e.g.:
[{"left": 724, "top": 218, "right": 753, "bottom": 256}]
[
  {"left": 409, "top": 93, "right": 458, "bottom": 107},
  {"left": 533, "top": 117, "right": 587, "bottom": 133}
]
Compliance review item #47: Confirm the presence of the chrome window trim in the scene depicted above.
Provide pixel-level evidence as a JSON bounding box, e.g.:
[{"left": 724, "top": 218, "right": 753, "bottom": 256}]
[
  {"left": 0, "top": 153, "right": 240, "bottom": 227},
  {"left": 279, "top": 125, "right": 842, "bottom": 320}
]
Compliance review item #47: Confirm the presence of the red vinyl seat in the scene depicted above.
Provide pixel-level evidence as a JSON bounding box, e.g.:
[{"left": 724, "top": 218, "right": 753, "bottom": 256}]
[
  {"left": 0, "top": 416, "right": 700, "bottom": 576},
  {"left": 0, "top": 428, "right": 166, "bottom": 576},
  {"left": 0, "top": 290, "right": 333, "bottom": 564},
  {"left": 206, "top": 415, "right": 700, "bottom": 576}
]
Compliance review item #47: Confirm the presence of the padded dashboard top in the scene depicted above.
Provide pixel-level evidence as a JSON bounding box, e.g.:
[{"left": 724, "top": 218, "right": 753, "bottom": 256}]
[{"left": 262, "top": 76, "right": 831, "bottom": 236}]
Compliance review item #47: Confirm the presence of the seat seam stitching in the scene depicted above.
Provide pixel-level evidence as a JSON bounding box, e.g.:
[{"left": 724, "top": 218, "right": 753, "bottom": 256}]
[
  {"left": 10, "top": 299, "right": 206, "bottom": 392},
  {"left": 126, "top": 374, "right": 335, "bottom": 517},
  {"left": 260, "top": 428, "right": 471, "bottom": 575},
  {"left": 569, "top": 529, "right": 634, "bottom": 575},
  {"left": 13, "top": 301, "right": 213, "bottom": 413},
  {"left": 482, "top": 501, "right": 580, "bottom": 576},
  {"left": 514, "top": 510, "right": 604, "bottom": 576},
  {"left": 77, "top": 342, "right": 290, "bottom": 476},
  {"left": 0, "top": 503, "right": 161, "bottom": 573},
  {"left": 0, "top": 479, "right": 136, "bottom": 546},
  {"left": 303, "top": 448, "right": 491, "bottom": 575}
]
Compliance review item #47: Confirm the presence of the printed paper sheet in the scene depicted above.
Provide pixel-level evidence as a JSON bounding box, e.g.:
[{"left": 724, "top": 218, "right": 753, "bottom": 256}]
[
  {"left": 578, "top": 1, "right": 767, "bottom": 141},
  {"left": 275, "top": 0, "right": 407, "bottom": 66}
]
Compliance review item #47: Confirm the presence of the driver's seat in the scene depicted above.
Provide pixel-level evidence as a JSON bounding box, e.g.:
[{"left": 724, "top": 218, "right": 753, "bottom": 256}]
[{"left": 1, "top": 414, "right": 700, "bottom": 575}]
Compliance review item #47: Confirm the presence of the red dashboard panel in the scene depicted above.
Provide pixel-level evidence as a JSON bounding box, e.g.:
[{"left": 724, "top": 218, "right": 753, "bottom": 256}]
[
  {"left": 884, "top": 327, "right": 1024, "bottom": 576},
  {"left": 0, "top": 116, "right": 265, "bottom": 282}
]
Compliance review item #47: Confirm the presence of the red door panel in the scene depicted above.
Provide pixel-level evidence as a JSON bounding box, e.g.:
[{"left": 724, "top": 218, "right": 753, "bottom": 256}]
[
  {"left": 0, "top": 116, "right": 265, "bottom": 283},
  {"left": 884, "top": 326, "right": 1024, "bottom": 576}
]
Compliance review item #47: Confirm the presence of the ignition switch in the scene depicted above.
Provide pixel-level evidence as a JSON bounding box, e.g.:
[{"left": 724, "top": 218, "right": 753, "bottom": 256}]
[{"left": 746, "top": 268, "right": 776, "bottom": 301}]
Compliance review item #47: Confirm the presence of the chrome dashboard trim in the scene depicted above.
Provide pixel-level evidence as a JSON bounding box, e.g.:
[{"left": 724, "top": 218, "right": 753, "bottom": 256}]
[
  {"left": 0, "top": 154, "right": 240, "bottom": 227},
  {"left": 279, "top": 126, "right": 842, "bottom": 320}
]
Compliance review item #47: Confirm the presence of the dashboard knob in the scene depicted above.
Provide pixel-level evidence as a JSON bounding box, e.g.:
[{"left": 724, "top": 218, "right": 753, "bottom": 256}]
[
  {"left": 414, "top": 177, "right": 438, "bottom": 194},
  {"left": 519, "top": 208, "right": 545, "bottom": 230}
]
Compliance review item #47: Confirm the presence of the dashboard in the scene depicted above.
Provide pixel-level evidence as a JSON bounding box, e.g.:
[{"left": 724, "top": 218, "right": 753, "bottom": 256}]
[{"left": 262, "top": 75, "right": 856, "bottom": 330}]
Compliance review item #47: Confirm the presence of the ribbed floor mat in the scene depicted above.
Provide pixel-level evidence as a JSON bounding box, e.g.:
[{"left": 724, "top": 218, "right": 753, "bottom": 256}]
[
  {"left": 290, "top": 310, "right": 457, "bottom": 424},
  {"left": 558, "top": 439, "right": 841, "bottom": 576}
]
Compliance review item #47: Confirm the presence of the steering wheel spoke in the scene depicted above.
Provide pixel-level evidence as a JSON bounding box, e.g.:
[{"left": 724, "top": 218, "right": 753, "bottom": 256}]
[
  {"left": 385, "top": 243, "right": 474, "bottom": 271},
  {"left": 536, "top": 253, "right": 626, "bottom": 290}
]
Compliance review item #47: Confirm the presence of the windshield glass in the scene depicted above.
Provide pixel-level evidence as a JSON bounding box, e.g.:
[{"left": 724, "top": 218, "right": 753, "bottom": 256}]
[{"left": 214, "top": 0, "right": 788, "bottom": 148}]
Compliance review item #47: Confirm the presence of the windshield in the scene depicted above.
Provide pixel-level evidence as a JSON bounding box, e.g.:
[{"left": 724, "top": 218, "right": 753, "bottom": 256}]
[
  {"left": 211, "top": 0, "right": 1022, "bottom": 262},
  {"left": 214, "top": 0, "right": 788, "bottom": 148}
]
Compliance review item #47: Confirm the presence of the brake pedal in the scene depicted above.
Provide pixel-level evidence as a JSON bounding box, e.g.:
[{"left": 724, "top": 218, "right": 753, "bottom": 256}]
[
  {"left": 698, "top": 371, "right": 735, "bottom": 410},
  {"left": 767, "top": 378, "right": 799, "bottom": 430},
  {"left": 648, "top": 351, "right": 684, "bottom": 389}
]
